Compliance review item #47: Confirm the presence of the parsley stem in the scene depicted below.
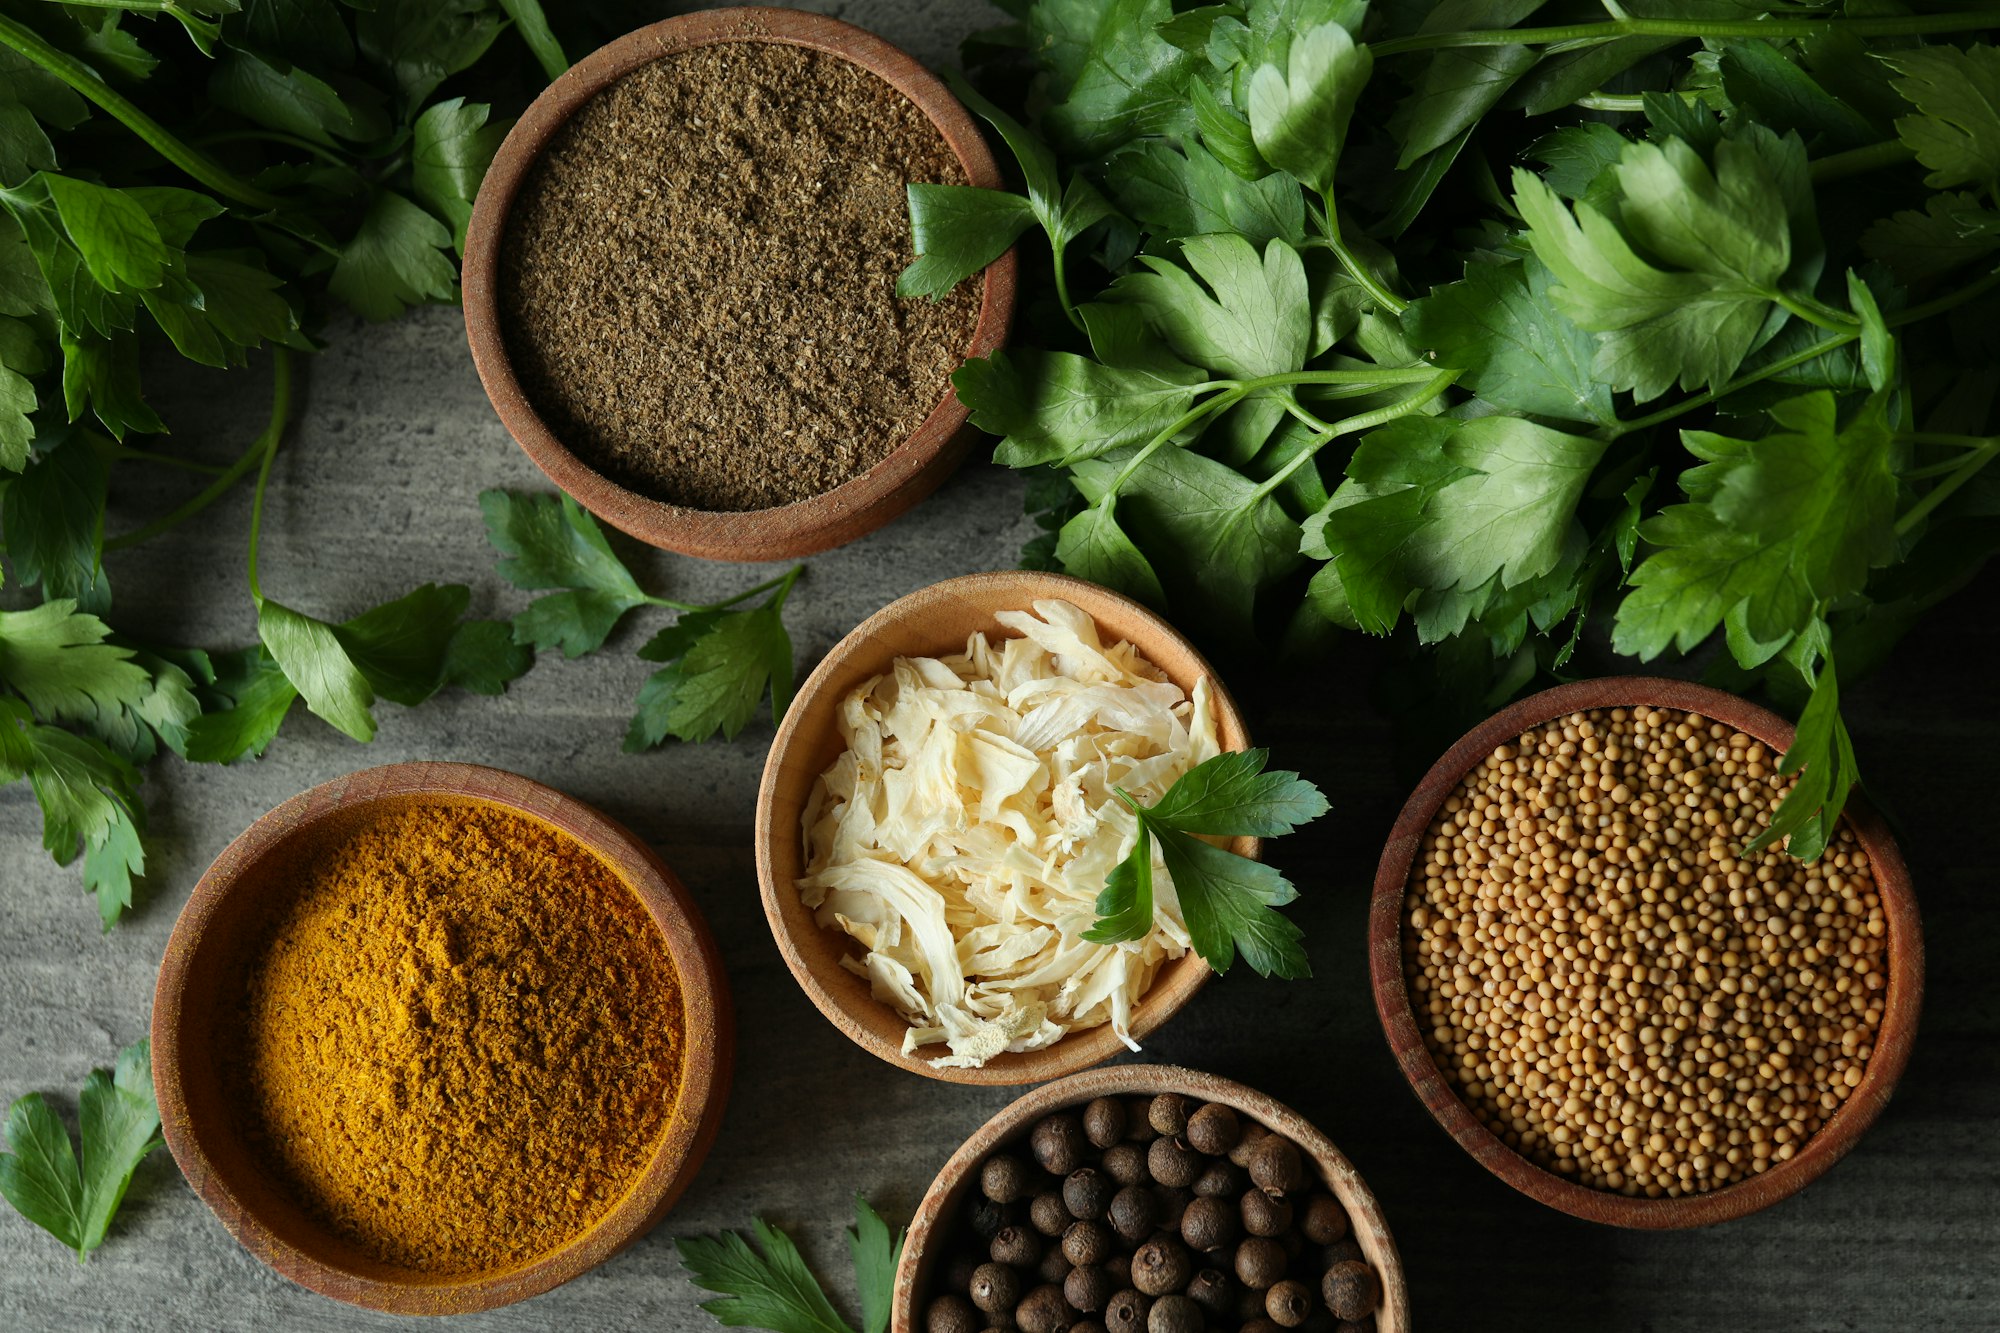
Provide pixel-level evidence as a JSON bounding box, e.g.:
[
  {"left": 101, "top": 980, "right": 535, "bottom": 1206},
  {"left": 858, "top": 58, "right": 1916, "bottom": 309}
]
[
  {"left": 1904, "top": 431, "right": 1999, "bottom": 449},
  {"left": 1773, "top": 290, "right": 1860, "bottom": 333},
  {"left": 1231, "top": 368, "right": 1437, "bottom": 389},
  {"left": 644, "top": 565, "right": 804, "bottom": 615},
  {"left": 1319, "top": 191, "right": 1408, "bottom": 315},
  {"left": 192, "top": 129, "right": 351, "bottom": 169},
  {"left": 0, "top": 15, "right": 283, "bottom": 211},
  {"left": 1890, "top": 264, "right": 2000, "bottom": 324},
  {"left": 100, "top": 443, "right": 227, "bottom": 476},
  {"left": 107, "top": 350, "right": 293, "bottom": 554},
  {"left": 1052, "top": 238, "right": 1085, "bottom": 334},
  {"left": 1369, "top": 11, "right": 2000, "bottom": 57},
  {"left": 1808, "top": 139, "right": 1918, "bottom": 185},
  {"left": 243, "top": 351, "right": 296, "bottom": 604},
  {"left": 1609, "top": 332, "right": 1856, "bottom": 437},
  {"left": 1896, "top": 441, "right": 2000, "bottom": 534},
  {"left": 1253, "top": 369, "right": 1460, "bottom": 496},
  {"left": 1103, "top": 387, "right": 1250, "bottom": 501}
]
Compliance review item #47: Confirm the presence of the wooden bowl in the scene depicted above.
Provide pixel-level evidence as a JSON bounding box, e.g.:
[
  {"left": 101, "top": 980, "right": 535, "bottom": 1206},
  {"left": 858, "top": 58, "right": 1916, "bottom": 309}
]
[
  {"left": 150, "top": 762, "right": 734, "bottom": 1313},
  {"left": 892, "top": 1065, "right": 1411, "bottom": 1333},
  {"left": 755, "top": 571, "right": 1251, "bottom": 1085},
  {"left": 462, "top": 6, "right": 1017, "bottom": 563},
  {"left": 1369, "top": 677, "right": 1923, "bottom": 1228}
]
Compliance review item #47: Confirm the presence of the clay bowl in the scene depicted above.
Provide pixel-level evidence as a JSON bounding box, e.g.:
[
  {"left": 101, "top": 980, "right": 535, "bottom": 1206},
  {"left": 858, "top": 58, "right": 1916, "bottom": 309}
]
[
  {"left": 756, "top": 571, "right": 1251, "bottom": 1085},
  {"left": 1369, "top": 677, "right": 1923, "bottom": 1228},
  {"left": 151, "top": 762, "right": 733, "bottom": 1314},
  {"left": 462, "top": 6, "right": 1016, "bottom": 563},
  {"left": 892, "top": 1064, "right": 1411, "bottom": 1333}
]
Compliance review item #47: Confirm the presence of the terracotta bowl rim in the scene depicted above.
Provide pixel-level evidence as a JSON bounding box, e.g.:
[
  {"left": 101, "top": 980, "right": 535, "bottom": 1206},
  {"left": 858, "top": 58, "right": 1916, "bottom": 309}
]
[
  {"left": 460, "top": 5, "right": 1018, "bottom": 563},
  {"left": 889, "top": 1063, "right": 1412, "bottom": 1333},
  {"left": 149, "top": 760, "right": 735, "bottom": 1313},
  {"left": 754, "top": 570, "right": 1254, "bottom": 1085},
  {"left": 1368, "top": 676, "right": 1923, "bottom": 1229}
]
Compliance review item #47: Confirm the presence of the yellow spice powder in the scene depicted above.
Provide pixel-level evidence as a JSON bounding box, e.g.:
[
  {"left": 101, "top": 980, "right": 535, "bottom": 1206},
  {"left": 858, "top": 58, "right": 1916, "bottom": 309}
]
[{"left": 228, "top": 801, "right": 683, "bottom": 1273}]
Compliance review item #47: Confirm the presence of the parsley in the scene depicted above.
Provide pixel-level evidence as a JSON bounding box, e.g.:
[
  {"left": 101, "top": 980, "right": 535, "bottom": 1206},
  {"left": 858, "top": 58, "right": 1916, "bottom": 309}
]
[
  {"left": 0, "top": 1038, "right": 163, "bottom": 1262},
  {"left": 480, "top": 490, "right": 804, "bottom": 750},
  {"left": 0, "top": 0, "right": 577, "bottom": 921},
  {"left": 679, "top": 1196, "right": 903, "bottom": 1333},
  {"left": 913, "top": 0, "right": 2000, "bottom": 859},
  {"left": 1084, "top": 749, "right": 1328, "bottom": 980}
]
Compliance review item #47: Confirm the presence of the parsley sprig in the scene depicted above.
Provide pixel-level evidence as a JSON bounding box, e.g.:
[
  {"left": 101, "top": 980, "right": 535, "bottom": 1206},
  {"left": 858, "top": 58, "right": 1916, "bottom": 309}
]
[
  {"left": 903, "top": 1, "right": 2000, "bottom": 859},
  {"left": 1084, "top": 749, "right": 1328, "bottom": 980},
  {"left": 0, "top": 1038, "right": 163, "bottom": 1262},
  {"left": 0, "top": 0, "right": 582, "bottom": 923},
  {"left": 679, "top": 1197, "right": 903, "bottom": 1333},
  {"left": 480, "top": 490, "right": 803, "bottom": 748}
]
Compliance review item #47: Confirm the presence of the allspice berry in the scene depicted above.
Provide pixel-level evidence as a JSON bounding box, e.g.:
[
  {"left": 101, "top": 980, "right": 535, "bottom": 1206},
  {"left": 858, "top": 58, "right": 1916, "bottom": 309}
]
[
  {"left": 1265, "top": 1281, "right": 1313, "bottom": 1328},
  {"left": 1242, "top": 1320, "right": 1282, "bottom": 1333},
  {"left": 993, "top": 1226, "right": 1043, "bottom": 1268},
  {"left": 1153, "top": 1186, "right": 1193, "bottom": 1232},
  {"left": 929, "top": 1294, "right": 980, "bottom": 1333},
  {"left": 1186, "top": 1104, "right": 1241, "bottom": 1156},
  {"left": 1033, "top": 1115, "right": 1089, "bottom": 1177},
  {"left": 1104, "top": 1289, "right": 1150, "bottom": 1333},
  {"left": 1320, "top": 1240, "right": 1363, "bottom": 1270},
  {"left": 1247, "top": 1137, "right": 1305, "bottom": 1197},
  {"left": 1298, "top": 1196, "right": 1348, "bottom": 1246},
  {"left": 1032, "top": 1193, "right": 1073, "bottom": 1237},
  {"left": 1233, "top": 1237, "right": 1286, "bottom": 1291},
  {"left": 945, "top": 1251, "right": 980, "bottom": 1296},
  {"left": 1105, "top": 1255, "right": 1131, "bottom": 1289},
  {"left": 1017, "top": 1285, "right": 1078, "bottom": 1333},
  {"left": 1131, "top": 1237, "right": 1193, "bottom": 1296},
  {"left": 1102, "top": 1144, "right": 1149, "bottom": 1187},
  {"left": 1124, "top": 1098, "right": 1160, "bottom": 1143},
  {"left": 1321, "top": 1262, "right": 1378, "bottom": 1323},
  {"left": 1065, "top": 1168, "right": 1114, "bottom": 1221},
  {"left": 984, "top": 1155, "right": 1036, "bottom": 1204},
  {"left": 1239, "top": 1190, "right": 1292, "bottom": 1238},
  {"left": 1065, "top": 1265, "right": 1116, "bottom": 1315},
  {"left": 1192, "top": 1161, "right": 1242, "bottom": 1199},
  {"left": 1063, "top": 1220, "right": 1116, "bottom": 1268},
  {"left": 1149, "top": 1137, "right": 1200, "bottom": 1189},
  {"left": 971, "top": 1264, "right": 1021, "bottom": 1316},
  {"left": 1084, "top": 1098, "right": 1128, "bottom": 1149},
  {"left": 1227, "top": 1122, "right": 1270, "bottom": 1170},
  {"left": 1147, "top": 1294, "right": 1202, "bottom": 1333},
  {"left": 1180, "top": 1195, "right": 1239, "bottom": 1253},
  {"left": 1148, "top": 1094, "right": 1191, "bottom": 1137},
  {"left": 1109, "top": 1185, "right": 1159, "bottom": 1242},
  {"left": 1040, "top": 1247, "right": 1076, "bottom": 1286},
  {"left": 1073, "top": 1323, "right": 1107, "bottom": 1333},
  {"left": 1187, "top": 1269, "right": 1234, "bottom": 1318}
]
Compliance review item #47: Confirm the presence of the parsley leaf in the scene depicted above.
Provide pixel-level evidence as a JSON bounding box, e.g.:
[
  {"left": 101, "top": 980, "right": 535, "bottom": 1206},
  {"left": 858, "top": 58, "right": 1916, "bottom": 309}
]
[
  {"left": 1086, "top": 750, "right": 1325, "bottom": 979},
  {"left": 410, "top": 97, "right": 504, "bottom": 253},
  {"left": 896, "top": 184, "right": 1036, "bottom": 299},
  {"left": 1246, "top": 22, "right": 1371, "bottom": 194},
  {"left": 328, "top": 189, "right": 457, "bottom": 322},
  {"left": 0, "top": 1038, "right": 163, "bottom": 1261},
  {"left": 256, "top": 597, "right": 377, "bottom": 743},
  {"left": 1884, "top": 43, "right": 2000, "bottom": 191},
  {"left": 954, "top": 346, "right": 1205, "bottom": 469},
  {"left": 626, "top": 567, "right": 802, "bottom": 750},
  {"left": 182, "top": 648, "right": 297, "bottom": 765},
  {"left": 1745, "top": 639, "right": 1859, "bottom": 860},
  {"left": 1403, "top": 259, "right": 1616, "bottom": 426},
  {"left": 1114, "top": 233, "right": 1310, "bottom": 381},
  {"left": 481, "top": 488, "right": 653, "bottom": 657},
  {"left": 679, "top": 1197, "right": 904, "bottom": 1333},
  {"left": 1614, "top": 392, "right": 1900, "bottom": 661}
]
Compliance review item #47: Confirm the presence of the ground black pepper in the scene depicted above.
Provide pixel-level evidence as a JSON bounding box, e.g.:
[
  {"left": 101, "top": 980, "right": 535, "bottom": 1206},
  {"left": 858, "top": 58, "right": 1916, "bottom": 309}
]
[{"left": 499, "top": 42, "right": 981, "bottom": 512}]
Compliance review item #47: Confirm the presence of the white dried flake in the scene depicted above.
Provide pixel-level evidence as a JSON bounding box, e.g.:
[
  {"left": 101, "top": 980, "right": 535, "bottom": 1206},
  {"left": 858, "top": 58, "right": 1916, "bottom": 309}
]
[{"left": 798, "top": 599, "right": 1219, "bottom": 1069}]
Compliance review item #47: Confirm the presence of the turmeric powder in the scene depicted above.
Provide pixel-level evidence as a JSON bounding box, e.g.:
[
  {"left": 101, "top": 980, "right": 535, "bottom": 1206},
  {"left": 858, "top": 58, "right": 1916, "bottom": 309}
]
[{"left": 226, "top": 799, "right": 683, "bottom": 1274}]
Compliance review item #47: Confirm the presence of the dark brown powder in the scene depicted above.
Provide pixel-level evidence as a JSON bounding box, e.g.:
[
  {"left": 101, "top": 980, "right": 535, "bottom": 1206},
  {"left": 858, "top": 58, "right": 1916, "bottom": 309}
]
[{"left": 499, "top": 42, "right": 984, "bottom": 511}]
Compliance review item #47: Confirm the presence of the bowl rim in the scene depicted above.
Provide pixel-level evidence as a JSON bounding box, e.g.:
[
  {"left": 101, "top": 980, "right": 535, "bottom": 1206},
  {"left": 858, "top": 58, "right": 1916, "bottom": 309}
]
[
  {"left": 461, "top": 5, "right": 1018, "bottom": 563},
  {"left": 754, "top": 570, "right": 1254, "bottom": 1085},
  {"left": 149, "top": 761, "right": 735, "bottom": 1314},
  {"left": 889, "top": 1063, "right": 1412, "bottom": 1333},
  {"left": 1367, "top": 676, "right": 1924, "bottom": 1229}
]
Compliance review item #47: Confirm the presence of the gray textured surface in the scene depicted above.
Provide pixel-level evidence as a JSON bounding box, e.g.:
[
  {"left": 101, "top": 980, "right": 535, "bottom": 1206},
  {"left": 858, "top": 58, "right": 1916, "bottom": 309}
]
[{"left": 4, "top": 2, "right": 1999, "bottom": 1330}]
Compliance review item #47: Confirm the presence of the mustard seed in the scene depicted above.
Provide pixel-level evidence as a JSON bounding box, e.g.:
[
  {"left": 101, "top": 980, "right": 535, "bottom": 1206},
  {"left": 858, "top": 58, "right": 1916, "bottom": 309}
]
[{"left": 1402, "top": 705, "right": 1889, "bottom": 1198}]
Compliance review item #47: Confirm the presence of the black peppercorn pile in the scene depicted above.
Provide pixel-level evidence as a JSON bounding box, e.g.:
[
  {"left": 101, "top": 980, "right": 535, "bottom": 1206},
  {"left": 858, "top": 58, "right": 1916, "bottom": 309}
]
[{"left": 924, "top": 1095, "right": 1383, "bottom": 1333}]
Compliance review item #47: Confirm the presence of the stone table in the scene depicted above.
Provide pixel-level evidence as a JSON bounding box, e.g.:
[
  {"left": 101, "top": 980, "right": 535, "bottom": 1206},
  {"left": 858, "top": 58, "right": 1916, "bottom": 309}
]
[{"left": 2, "top": 3, "right": 1995, "bottom": 1330}]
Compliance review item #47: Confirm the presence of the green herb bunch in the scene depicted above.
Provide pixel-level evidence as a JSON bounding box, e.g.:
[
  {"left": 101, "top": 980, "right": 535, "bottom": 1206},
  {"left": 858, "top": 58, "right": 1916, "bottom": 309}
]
[
  {"left": 0, "top": 0, "right": 577, "bottom": 925},
  {"left": 679, "top": 1197, "right": 903, "bottom": 1333},
  {"left": 903, "top": 0, "right": 2000, "bottom": 859}
]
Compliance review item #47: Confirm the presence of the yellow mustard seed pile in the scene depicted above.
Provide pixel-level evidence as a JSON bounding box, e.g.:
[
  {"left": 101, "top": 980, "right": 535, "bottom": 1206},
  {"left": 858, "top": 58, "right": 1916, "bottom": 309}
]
[{"left": 1402, "top": 706, "right": 1889, "bottom": 1198}]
